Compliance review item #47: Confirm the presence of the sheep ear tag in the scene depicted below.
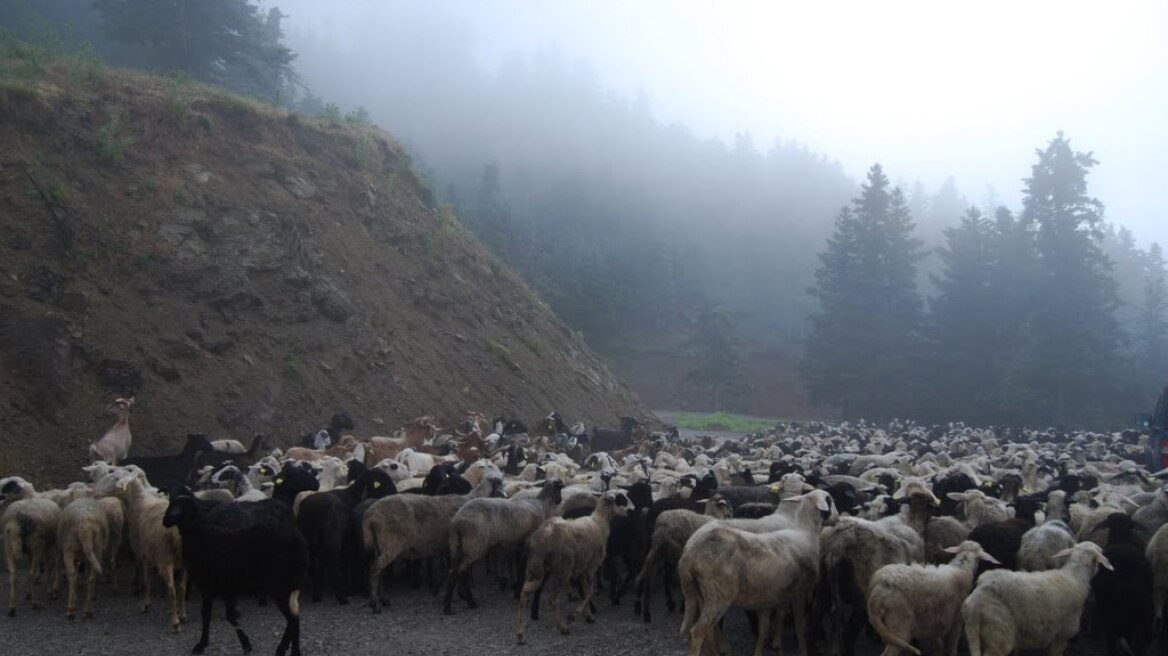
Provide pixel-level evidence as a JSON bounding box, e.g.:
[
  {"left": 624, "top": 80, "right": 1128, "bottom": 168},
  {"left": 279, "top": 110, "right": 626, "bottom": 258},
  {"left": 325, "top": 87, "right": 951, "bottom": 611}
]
[
  {"left": 373, "top": 481, "right": 381, "bottom": 489},
  {"left": 275, "top": 477, "right": 284, "bottom": 485},
  {"left": 119, "top": 480, "right": 129, "bottom": 491},
  {"left": 768, "top": 483, "right": 780, "bottom": 494}
]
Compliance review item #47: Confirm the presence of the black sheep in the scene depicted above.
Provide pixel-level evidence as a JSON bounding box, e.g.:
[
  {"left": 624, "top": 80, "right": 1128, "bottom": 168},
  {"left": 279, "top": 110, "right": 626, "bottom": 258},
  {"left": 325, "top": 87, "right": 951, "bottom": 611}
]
[
  {"left": 603, "top": 482, "right": 654, "bottom": 605},
  {"left": 297, "top": 468, "right": 397, "bottom": 604},
  {"left": 121, "top": 433, "right": 213, "bottom": 489},
  {"left": 1091, "top": 512, "right": 1154, "bottom": 656},
  {"left": 587, "top": 416, "right": 640, "bottom": 453},
  {"left": 967, "top": 496, "right": 1041, "bottom": 573},
  {"left": 162, "top": 462, "right": 320, "bottom": 656}
]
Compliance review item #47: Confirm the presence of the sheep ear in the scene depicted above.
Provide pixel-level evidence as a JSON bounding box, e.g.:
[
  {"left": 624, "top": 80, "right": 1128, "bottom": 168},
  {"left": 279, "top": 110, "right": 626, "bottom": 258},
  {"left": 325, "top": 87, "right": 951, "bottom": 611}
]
[
  {"left": 1053, "top": 548, "right": 1073, "bottom": 559},
  {"left": 945, "top": 492, "right": 966, "bottom": 501},
  {"left": 801, "top": 483, "right": 815, "bottom": 492},
  {"left": 892, "top": 488, "right": 905, "bottom": 500},
  {"left": 942, "top": 545, "right": 963, "bottom": 554},
  {"left": 1087, "top": 521, "right": 1106, "bottom": 535},
  {"left": 978, "top": 550, "right": 1002, "bottom": 564},
  {"left": 1095, "top": 552, "right": 1114, "bottom": 571}
]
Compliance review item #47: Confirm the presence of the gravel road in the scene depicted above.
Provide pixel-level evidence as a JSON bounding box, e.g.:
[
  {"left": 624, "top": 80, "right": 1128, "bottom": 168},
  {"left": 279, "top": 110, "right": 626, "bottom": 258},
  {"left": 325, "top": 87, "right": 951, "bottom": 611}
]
[{"left": 0, "top": 563, "right": 1107, "bottom": 655}]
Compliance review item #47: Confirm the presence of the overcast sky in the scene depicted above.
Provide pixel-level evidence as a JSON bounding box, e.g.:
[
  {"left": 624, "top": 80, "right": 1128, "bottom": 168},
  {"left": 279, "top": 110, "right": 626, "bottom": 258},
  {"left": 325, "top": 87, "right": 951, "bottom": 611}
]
[{"left": 278, "top": 0, "right": 1168, "bottom": 247}]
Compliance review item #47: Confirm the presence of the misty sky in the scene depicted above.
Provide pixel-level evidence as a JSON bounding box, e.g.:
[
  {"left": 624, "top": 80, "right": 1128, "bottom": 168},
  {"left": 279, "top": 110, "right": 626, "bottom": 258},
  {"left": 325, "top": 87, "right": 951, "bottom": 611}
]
[{"left": 277, "top": 0, "right": 1168, "bottom": 247}]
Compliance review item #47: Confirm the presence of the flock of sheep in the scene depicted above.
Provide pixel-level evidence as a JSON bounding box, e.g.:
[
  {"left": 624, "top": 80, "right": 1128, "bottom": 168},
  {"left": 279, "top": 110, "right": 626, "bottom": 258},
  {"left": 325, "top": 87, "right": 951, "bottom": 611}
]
[{"left": 2, "top": 399, "right": 1168, "bottom": 656}]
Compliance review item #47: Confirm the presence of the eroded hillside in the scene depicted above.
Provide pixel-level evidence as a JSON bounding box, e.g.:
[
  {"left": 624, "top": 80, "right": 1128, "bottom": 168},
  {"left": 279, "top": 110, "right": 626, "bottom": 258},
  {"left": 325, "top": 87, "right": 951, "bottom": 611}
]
[{"left": 0, "top": 56, "right": 648, "bottom": 483}]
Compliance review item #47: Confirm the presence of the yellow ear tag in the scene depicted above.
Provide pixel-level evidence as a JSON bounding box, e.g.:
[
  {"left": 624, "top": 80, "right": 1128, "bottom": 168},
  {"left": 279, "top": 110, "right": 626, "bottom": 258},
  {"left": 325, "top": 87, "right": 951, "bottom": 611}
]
[
  {"left": 373, "top": 481, "right": 381, "bottom": 489},
  {"left": 119, "top": 481, "right": 129, "bottom": 491},
  {"left": 275, "top": 477, "right": 284, "bottom": 485},
  {"left": 769, "top": 483, "right": 780, "bottom": 494}
]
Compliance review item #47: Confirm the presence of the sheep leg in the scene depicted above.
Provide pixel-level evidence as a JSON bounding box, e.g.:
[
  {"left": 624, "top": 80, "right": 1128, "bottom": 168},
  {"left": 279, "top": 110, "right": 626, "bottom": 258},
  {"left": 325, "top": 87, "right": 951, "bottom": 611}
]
[
  {"left": 1046, "top": 638, "right": 1067, "bottom": 656},
  {"left": 26, "top": 552, "right": 41, "bottom": 608},
  {"left": 160, "top": 563, "right": 180, "bottom": 632},
  {"left": 790, "top": 595, "right": 810, "bottom": 656},
  {"left": 516, "top": 574, "right": 544, "bottom": 645},
  {"left": 531, "top": 579, "right": 543, "bottom": 620},
  {"left": 225, "top": 595, "right": 252, "bottom": 654},
  {"left": 664, "top": 561, "right": 677, "bottom": 612},
  {"left": 458, "top": 568, "right": 477, "bottom": 609},
  {"left": 552, "top": 571, "right": 573, "bottom": 634},
  {"left": 64, "top": 553, "right": 79, "bottom": 619},
  {"left": 140, "top": 561, "right": 152, "bottom": 612},
  {"left": 83, "top": 555, "right": 98, "bottom": 620},
  {"left": 512, "top": 550, "right": 526, "bottom": 600},
  {"left": 368, "top": 550, "right": 393, "bottom": 613},
  {"left": 5, "top": 535, "right": 16, "bottom": 616},
  {"left": 273, "top": 590, "right": 301, "bottom": 656},
  {"left": 47, "top": 556, "right": 60, "bottom": 601},
  {"left": 192, "top": 593, "right": 213, "bottom": 654},
  {"left": 753, "top": 608, "right": 772, "bottom": 656},
  {"left": 178, "top": 568, "right": 188, "bottom": 622},
  {"left": 569, "top": 570, "right": 597, "bottom": 625}
]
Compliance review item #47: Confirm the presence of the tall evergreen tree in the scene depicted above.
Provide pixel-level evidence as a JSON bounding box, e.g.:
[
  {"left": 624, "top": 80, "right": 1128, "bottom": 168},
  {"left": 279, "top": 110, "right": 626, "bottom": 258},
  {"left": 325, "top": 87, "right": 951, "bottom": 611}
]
[
  {"left": 1139, "top": 243, "right": 1168, "bottom": 387},
  {"left": 802, "top": 164, "right": 924, "bottom": 420},
  {"left": 95, "top": 0, "right": 295, "bottom": 100},
  {"left": 925, "top": 207, "right": 997, "bottom": 421},
  {"left": 983, "top": 206, "right": 1040, "bottom": 422},
  {"left": 684, "top": 308, "right": 744, "bottom": 411},
  {"left": 1020, "top": 132, "right": 1119, "bottom": 424}
]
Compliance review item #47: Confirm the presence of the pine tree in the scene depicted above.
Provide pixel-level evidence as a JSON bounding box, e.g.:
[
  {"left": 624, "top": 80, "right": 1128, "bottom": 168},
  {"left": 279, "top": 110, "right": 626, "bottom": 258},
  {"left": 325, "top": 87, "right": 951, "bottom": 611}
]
[
  {"left": 802, "top": 164, "right": 924, "bottom": 420},
  {"left": 1020, "top": 132, "right": 1119, "bottom": 424},
  {"left": 926, "top": 207, "right": 997, "bottom": 421},
  {"left": 95, "top": 0, "right": 295, "bottom": 100},
  {"left": 684, "top": 308, "right": 744, "bottom": 411},
  {"left": 984, "top": 206, "right": 1040, "bottom": 422},
  {"left": 1139, "top": 243, "right": 1168, "bottom": 387}
]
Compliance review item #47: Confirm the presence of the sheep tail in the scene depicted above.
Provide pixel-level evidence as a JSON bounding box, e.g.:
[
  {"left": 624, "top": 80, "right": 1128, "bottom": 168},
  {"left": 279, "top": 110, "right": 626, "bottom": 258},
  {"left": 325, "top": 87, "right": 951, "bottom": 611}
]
[
  {"left": 81, "top": 526, "right": 104, "bottom": 577},
  {"left": 867, "top": 603, "right": 919, "bottom": 655},
  {"left": 362, "top": 517, "right": 378, "bottom": 554},
  {"left": 964, "top": 603, "right": 982, "bottom": 656}
]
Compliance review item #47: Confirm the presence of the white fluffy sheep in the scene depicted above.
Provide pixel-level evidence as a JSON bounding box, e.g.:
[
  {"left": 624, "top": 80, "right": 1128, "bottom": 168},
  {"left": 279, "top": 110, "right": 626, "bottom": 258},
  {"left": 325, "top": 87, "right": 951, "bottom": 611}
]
[
  {"left": 678, "top": 490, "right": 833, "bottom": 656},
  {"left": 362, "top": 460, "right": 502, "bottom": 613},
  {"left": 962, "top": 541, "right": 1113, "bottom": 656},
  {"left": 866, "top": 540, "right": 999, "bottom": 656},
  {"left": 2, "top": 493, "right": 61, "bottom": 615},
  {"left": 442, "top": 480, "right": 564, "bottom": 614},
  {"left": 95, "top": 472, "right": 187, "bottom": 631},
  {"left": 1017, "top": 520, "right": 1076, "bottom": 572},
  {"left": 516, "top": 490, "right": 631, "bottom": 644},
  {"left": 58, "top": 497, "right": 110, "bottom": 619}
]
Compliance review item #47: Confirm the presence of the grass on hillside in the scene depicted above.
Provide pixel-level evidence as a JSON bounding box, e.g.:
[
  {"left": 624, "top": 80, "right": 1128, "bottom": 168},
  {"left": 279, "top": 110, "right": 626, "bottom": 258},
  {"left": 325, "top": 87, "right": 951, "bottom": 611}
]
[{"left": 673, "top": 411, "right": 778, "bottom": 433}]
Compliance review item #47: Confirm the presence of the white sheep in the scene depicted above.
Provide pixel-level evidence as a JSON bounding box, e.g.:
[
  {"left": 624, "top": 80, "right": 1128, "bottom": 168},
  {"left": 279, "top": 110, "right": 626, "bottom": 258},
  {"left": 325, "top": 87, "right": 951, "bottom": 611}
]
[
  {"left": 516, "top": 490, "right": 631, "bottom": 644},
  {"left": 962, "top": 541, "right": 1113, "bottom": 656},
  {"left": 87, "top": 397, "right": 134, "bottom": 465},
  {"left": 1017, "top": 520, "right": 1076, "bottom": 571},
  {"left": 2, "top": 492, "right": 61, "bottom": 615},
  {"left": 678, "top": 490, "right": 833, "bottom": 656},
  {"left": 362, "top": 460, "right": 502, "bottom": 613},
  {"left": 866, "top": 540, "right": 999, "bottom": 656},
  {"left": 95, "top": 471, "right": 186, "bottom": 631},
  {"left": 58, "top": 497, "right": 110, "bottom": 619}
]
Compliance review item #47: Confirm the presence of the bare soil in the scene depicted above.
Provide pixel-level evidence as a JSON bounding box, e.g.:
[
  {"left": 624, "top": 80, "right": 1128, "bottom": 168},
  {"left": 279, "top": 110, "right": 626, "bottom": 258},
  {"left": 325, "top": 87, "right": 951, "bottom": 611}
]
[{"left": 0, "top": 64, "right": 647, "bottom": 486}]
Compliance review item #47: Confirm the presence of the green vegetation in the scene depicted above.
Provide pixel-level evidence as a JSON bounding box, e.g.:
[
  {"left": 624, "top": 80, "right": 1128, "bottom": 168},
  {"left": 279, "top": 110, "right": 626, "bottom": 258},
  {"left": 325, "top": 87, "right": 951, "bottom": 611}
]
[
  {"left": 420, "top": 205, "right": 457, "bottom": 255},
  {"left": 283, "top": 354, "right": 302, "bottom": 379},
  {"left": 674, "top": 412, "right": 776, "bottom": 433},
  {"left": 486, "top": 339, "right": 517, "bottom": 370},
  {"left": 165, "top": 74, "right": 190, "bottom": 116},
  {"left": 24, "top": 155, "right": 68, "bottom": 204},
  {"left": 519, "top": 334, "right": 545, "bottom": 356},
  {"left": 322, "top": 102, "right": 342, "bottom": 126},
  {"left": 344, "top": 106, "right": 371, "bottom": 127},
  {"left": 95, "top": 109, "right": 132, "bottom": 162}
]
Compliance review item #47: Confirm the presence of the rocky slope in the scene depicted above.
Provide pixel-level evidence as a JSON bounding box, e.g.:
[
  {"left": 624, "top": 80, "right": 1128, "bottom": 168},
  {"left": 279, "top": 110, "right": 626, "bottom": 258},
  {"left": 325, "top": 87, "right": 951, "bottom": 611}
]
[{"left": 0, "top": 58, "right": 648, "bottom": 483}]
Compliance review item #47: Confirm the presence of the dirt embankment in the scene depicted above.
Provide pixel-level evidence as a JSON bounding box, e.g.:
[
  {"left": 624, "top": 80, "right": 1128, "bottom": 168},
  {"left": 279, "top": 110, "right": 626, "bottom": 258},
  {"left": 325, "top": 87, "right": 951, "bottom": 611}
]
[{"left": 0, "top": 64, "right": 648, "bottom": 484}]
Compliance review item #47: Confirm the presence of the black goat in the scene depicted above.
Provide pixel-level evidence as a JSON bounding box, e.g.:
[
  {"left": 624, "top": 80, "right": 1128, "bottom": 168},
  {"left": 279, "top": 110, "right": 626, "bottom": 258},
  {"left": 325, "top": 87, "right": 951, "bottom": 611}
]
[
  {"left": 297, "top": 469, "right": 397, "bottom": 604},
  {"left": 196, "top": 433, "right": 268, "bottom": 471},
  {"left": 588, "top": 416, "right": 640, "bottom": 453},
  {"left": 1091, "top": 512, "right": 1154, "bottom": 656},
  {"left": 121, "top": 433, "right": 213, "bottom": 489},
  {"left": 603, "top": 482, "right": 654, "bottom": 605},
  {"left": 162, "top": 462, "right": 320, "bottom": 656}
]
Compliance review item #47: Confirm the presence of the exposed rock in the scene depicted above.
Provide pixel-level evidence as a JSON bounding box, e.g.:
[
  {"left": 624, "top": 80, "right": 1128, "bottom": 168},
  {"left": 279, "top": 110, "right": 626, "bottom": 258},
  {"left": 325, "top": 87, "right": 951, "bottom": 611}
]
[
  {"left": 311, "top": 280, "right": 353, "bottom": 322},
  {"left": 158, "top": 337, "right": 199, "bottom": 359},
  {"left": 151, "top": 358, "right": 181, "bottom": 382},
  {"left": 282, "top": 174, "right": 317, "bottom": 200}
]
